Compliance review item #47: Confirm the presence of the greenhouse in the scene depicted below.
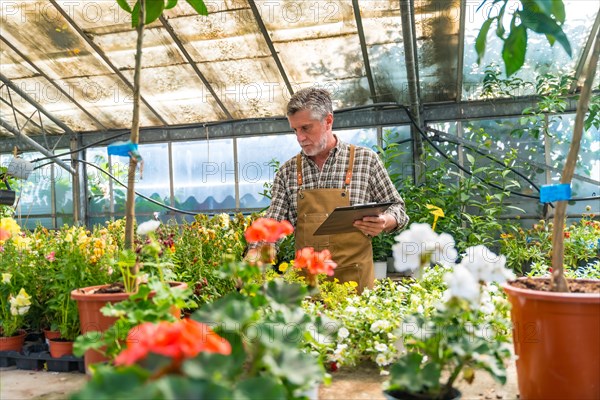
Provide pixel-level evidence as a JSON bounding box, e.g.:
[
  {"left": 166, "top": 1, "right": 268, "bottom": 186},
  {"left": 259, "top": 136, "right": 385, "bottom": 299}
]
[{"left": 1, "top": 0, "right": 599, "bottom": 399}]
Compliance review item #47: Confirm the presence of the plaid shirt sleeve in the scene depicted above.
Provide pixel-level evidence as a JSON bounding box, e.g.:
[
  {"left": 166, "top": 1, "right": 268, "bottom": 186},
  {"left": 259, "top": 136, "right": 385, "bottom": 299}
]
[
  {"left": 363, "top": 148, "right": 409, "bottom": 232},
  {"left": 264, "top": 158, "right": 298, "bottom": 226}
]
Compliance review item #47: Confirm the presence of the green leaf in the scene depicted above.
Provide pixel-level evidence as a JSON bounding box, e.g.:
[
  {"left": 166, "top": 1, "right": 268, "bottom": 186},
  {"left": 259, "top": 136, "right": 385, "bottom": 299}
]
[
  {"left": 116, "top": 0, "right": 132, "bottom": 13},
  {"left": 261, "top": 349, "right": 323, "bottom": 387},
  {"left": 518, "top": 6, "right": 571, "bottom": 56},
  {"left": 234, "top": 377, "right": 287, "bottom": 400},
  {"left": 156, "top": 376, "right": 232, "bottom": 399},
  {"left": 530, "top": 0, "right": 565, "bottom": 23},
  {"left": 131, "top": 1, "right": 140, "bottom": 27},
  {"left": 166, "top": 0, "right": 178, "bottom": 9},
  {"left": 476, "top": 18, "right": 494, "bottom": 64},
  {"left": 265, "top": 279, "right": 307, "bottom": 307},
  {"left": 186, "top": 0, "right": 208, "bottom": 15},
  {"left": 502, "top": 25, "right": 527, "bottom": 77},
  {"left": 466, "top": 153, "right": 475, "bottom": 165},
  {"left": 145, "top": 0, "right": 166, "bottom": 24},
  {"left": 551, "top": 0, "right": 566, "bottom": 23}
]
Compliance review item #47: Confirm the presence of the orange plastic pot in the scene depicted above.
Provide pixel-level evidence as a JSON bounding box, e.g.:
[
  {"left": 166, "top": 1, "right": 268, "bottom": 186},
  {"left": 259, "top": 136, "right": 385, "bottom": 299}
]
[
  {"left": 503, "top": 278, "right": 600, "bottom": 399},
  {"left": 0, "top": 329, "right": 26, "bottom": 352},
  {"left": 71, "top": 282, "right": 187, "bottom": 373},
  {"left": 48, "top": 338, "right": 74, "bottom": 358}
]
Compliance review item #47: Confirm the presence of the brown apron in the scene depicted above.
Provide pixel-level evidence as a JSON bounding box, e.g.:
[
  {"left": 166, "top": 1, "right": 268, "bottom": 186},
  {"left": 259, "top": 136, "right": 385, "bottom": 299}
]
[{"left": 294, "top": 145, "right": 374, "bottom": 293}]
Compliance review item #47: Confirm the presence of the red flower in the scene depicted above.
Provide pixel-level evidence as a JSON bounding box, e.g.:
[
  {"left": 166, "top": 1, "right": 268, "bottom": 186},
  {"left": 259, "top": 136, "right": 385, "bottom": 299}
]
[
  {"left": 329, "top": 361, "right": 339, "bottom": 372},
  {"left": 294, "top": 247, "right": 337, "bottom": 276},
  {"left": 244, "top": 218, "right": 294, "bottom": 243},
  {"left": 115, "top": 319, "right": 231, "bottom": 366},
  {"left": 564, "top": 231, "right": 571, "bottom": 238}
]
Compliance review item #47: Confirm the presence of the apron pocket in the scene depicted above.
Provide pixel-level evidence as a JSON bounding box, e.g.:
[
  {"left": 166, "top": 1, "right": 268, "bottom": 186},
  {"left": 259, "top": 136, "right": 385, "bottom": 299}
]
[
  {"left": 332, "top": 263, "right": 361, "bottom": 287},
  {"left": 302, "top": 213, "right": 330, "bottom": 250}
]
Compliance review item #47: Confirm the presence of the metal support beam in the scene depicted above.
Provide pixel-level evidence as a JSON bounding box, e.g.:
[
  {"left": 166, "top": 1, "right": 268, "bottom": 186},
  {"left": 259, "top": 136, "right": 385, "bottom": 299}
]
[
  {"left": 0, "top": 93, "right": 44, "bottom": 132},
  {"left": 0, "top": 118, "right": 75, "bottom": 175},
  {"left": 352, "top": 0, "right": 377, "bottom": 103},
  {"left": 70, "top": 137, "right": 87, "bottom": 225},
  {"left": 0, "top": 35, "right": 107, "bottom": 131},
  {"left": 0, "top": 96, "right": 584, "bottom": 153},
  {"left": 455, "top": 0, "right": 467, "bottom": 102},
  {"left": 0, "top": 73, "right": 79, "bottom": 136},
  {"left": 48, "top": 0, "right": 168, "bottom": 126},
  {"left": 159, "top": 16, "right": 233, "bottom": 120},
  {"left": 248, "top": 0, "right": 294, "bottom": 96},
  {"left": 399, "top": 0, "right": 423, "bottom": 182}
]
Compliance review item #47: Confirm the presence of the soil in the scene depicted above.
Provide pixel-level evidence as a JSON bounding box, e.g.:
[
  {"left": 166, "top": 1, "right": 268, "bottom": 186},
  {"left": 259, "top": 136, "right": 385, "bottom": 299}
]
[
  {"left": 93, "top": 282, "right": 126, "bottom": 294},
  {"left": 509, "top": 277, "right": 600, "bottom": 293}
]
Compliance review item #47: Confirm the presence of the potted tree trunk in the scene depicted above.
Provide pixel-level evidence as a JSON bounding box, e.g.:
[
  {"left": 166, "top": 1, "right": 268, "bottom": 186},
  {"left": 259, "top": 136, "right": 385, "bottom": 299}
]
[
  {"left": 70, "top": 0, "right": 208, "bottom": 373},
  {"left": 477, "top": 2, "right": 600, "bottom": 398}
]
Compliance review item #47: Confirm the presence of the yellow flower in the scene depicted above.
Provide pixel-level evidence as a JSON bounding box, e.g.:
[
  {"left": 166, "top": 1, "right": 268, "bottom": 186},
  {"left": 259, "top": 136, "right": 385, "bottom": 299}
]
[
  {"left": 0, "top": 217, "right": 21, "bottom": 241},
  {"left": 9, "top": 288, "right": 32, "bottom": 316},
  {"left": 278, "top": 262, "right": 289, "bottom": 272},
  {"left": 2, "top": 273, "right": 11, "bottom": 284},
  {"left": 13, "top": 236, "right": 31, "bottom": 251}
]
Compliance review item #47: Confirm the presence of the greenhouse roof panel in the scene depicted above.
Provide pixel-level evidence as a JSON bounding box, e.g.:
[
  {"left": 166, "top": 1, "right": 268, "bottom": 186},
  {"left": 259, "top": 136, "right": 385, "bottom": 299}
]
[{"left": 0, "top": 0, "right": 597, "bottom": 140}]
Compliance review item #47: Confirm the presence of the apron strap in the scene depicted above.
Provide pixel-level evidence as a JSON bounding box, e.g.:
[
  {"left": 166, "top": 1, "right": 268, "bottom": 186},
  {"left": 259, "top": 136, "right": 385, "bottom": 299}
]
[
  {"left": 345, "top": 145, "right": 355, "bottom": 186},
  {"left": 296, "top": 153, "right": 303, "bottom": 186}
]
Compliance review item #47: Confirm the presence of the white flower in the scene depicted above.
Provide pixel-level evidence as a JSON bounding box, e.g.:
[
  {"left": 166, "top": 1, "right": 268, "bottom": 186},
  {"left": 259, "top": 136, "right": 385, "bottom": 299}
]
[
  {"left": 375, "top": 353, "right": 388, "bottom": 366},
  {"left": 459, "top": 245, "right": 515, "bottom": 283},
  {"left": 337, "top": 327, "right": 350, "bottom": 340},
  {"left": 374, "top": 342, "right": 388, "bottom": 352},
  {"left": 136, "top": 220, "right": 161, "bottom": 235},
  {"left": 344, "top": 306, "right": 358, "bottom": 314},
  {"left": 443, "top": 264, "right": 480, "bottom": 304},
  {"left": 370, "top": 319, "right": 391, "bottom": 333},
  {"left": 392, "top": 223, "right": 458, "bottom": 273}
]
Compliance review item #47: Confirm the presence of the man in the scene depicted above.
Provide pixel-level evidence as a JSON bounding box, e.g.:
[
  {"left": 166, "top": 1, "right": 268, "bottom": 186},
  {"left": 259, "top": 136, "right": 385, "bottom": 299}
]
[{"left": 265, "top": 87, "right": 409, "bottom": 292}]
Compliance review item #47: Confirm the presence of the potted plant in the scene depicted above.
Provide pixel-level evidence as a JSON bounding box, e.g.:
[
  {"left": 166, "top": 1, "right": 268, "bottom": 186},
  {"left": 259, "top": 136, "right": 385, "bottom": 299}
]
[
  {"left": 372, "top": 232, "right": 394, "bottom": 279},
  {"left": 0, "top": 218, "right": 33, "bottom": 352},
  {"left": 71, "top": 218, "right": 335, "bottom": 399},
  {"left": 384, "top": 223, "right": 515, "bottom": 399},
  {"left": 477, "top": 2, "right": 600, "bottom": 398},
  {"left": 0, "top": 275, "right": 31, "bottom": 352},
  {"left": 71, "top": 219, "right": 191, "bottom": 372}
]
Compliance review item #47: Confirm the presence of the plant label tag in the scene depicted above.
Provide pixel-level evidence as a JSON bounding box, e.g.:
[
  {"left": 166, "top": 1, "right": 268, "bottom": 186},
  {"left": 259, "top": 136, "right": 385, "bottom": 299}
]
[
  {"left": 539, "top": 183, "right": 571, "bottom": 203},
  {"left": 108, "top": 140, "right": 138, "bottom": 158}
]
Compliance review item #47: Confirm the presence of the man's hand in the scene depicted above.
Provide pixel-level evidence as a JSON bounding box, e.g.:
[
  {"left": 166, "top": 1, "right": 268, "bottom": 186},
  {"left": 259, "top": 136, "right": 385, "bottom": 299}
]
[{"left": 353, "top": 214, "right": 396, "bottom": 238}]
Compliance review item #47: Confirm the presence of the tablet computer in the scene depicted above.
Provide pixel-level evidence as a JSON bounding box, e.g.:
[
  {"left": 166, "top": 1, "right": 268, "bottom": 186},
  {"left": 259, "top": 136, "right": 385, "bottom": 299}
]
[{"left": 313, "top": 202, "right": 394, "bottom": 235}]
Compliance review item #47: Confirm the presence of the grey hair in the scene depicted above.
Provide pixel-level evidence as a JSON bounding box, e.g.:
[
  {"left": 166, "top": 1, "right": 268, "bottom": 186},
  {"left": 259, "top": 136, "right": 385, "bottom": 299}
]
[{"left": 286, "top": 87, "right": 333, "bottom": 120}]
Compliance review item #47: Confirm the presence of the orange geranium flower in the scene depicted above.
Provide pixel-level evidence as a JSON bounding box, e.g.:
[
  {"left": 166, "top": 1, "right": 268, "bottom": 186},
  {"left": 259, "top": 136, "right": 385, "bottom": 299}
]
[
  {"left": 244, "top": 218, "right": 294, "bottom": 243},
  {"left": 115, "top": 319, "right": 231, "bottom": 366},
  {"left": 294, "top": 247, "right": 337, "bottom": 276}
]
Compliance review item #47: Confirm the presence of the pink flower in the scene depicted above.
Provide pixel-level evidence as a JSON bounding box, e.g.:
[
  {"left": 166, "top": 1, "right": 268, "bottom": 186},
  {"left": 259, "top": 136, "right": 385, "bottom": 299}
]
[
  {"left": 45, "top": 251, "right": 55, "bottom": 262},
  {"left": 294, "top": 247, "right": 337, "bottom": 276},
  {"left": 244, "top": 218, "right": 294, "bottom": 243}
]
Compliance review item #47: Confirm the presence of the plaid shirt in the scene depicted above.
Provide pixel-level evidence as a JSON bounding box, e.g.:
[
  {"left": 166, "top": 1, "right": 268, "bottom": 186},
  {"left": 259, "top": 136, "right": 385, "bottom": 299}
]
[{"left": 265, "top": 138, "right": 409, "bottom": 231}]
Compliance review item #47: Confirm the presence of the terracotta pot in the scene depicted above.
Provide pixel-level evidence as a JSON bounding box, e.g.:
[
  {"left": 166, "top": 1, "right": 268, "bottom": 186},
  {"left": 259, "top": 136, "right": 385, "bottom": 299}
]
[
  {"left": 48, "top": 338, "right": 74, "bottom": 358},
  {"left": 43, "top": 329, "right": 62, "bottom": 345},
  {"left": 503, "top": 278, "right": 600, "bottom": 399},
  {"left": 0, "top": 329, "right": 27, "bottom": 352},
  {"left": 71, "top": 282, "right": 187, "bottom": 373}
]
